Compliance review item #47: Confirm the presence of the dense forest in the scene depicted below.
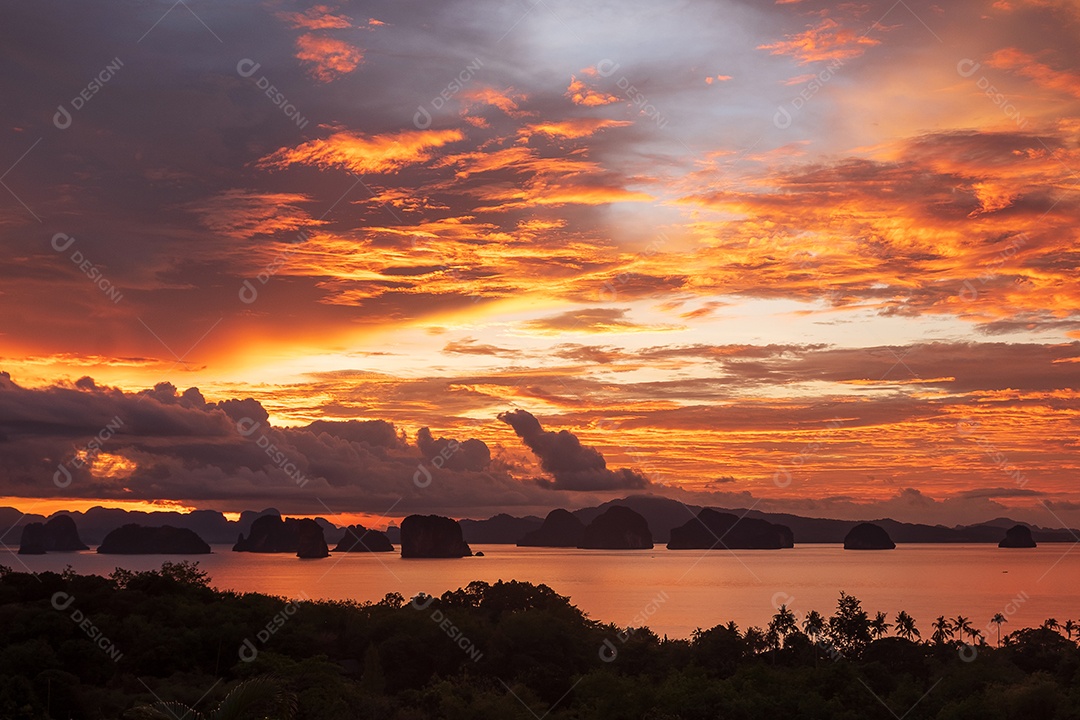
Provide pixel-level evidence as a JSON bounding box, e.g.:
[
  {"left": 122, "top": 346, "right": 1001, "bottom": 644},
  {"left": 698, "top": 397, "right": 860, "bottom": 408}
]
[{"left": 0, "top": 562, "right": 1078, "bottom": 719}]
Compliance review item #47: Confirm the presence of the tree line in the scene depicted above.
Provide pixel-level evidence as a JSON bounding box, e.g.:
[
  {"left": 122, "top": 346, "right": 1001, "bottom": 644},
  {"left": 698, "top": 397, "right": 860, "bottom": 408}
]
[{"left": 0, "top": 562, "right": 1077, "bottom": 719}]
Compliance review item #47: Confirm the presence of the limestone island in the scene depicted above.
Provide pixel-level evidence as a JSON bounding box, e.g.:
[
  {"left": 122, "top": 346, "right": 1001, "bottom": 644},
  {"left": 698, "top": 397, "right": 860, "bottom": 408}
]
[
  {"left": 400, "top": 514, "right": 472, "bottom": 558},
  {"left": 517, "top": 509, "right": 585, "bottom": 547},
  {"left": 998, "top": 524, "right": 1037, "bottom": 548},
  {"left": 18, "top": 515, "right": 89, "bottom": 554},
  {"left": 332, "top": 525, "right": 394, "bottom": 552},
  {"left": 97, "top": 524, "right": 211, "bottom": 554},
  {"left": 233, "top": 512, "right": 330, "bottom": 557},
  {"left": 843, "top": 522, "right": 896, "bottom": 550},
  {"left": 295, "top": 518, "right": 329, "bottom": 558},
  {"left": 667, "top": 509, "right": 794, "bottom": 550},
  {"left": 578, "top": 505, "right": 653, "bottom": 549}
]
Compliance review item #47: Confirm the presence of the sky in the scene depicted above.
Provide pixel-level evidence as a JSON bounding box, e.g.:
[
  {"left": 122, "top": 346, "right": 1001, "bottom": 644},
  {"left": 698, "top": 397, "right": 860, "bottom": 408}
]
[{"left": 1, "top": 0, "right": 1078, "bottom": 529}]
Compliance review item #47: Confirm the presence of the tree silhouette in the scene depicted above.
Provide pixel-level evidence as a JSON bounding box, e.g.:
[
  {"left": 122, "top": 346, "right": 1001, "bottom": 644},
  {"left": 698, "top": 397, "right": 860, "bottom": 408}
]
[
  {"left": 990, "top": 613, "right": 1007, "bottom": 647},
  {"left": 769, "top": 604, "right": 799, "bottom": 647},
  {"left": 953, "top": 615, "right": 974, "bottom": 644},
  {"left": 743, "top": 626, "right": 769, "bottom": 655},
  {"left": 894, "top": 611, "right": 920, "bottom": 641},
  {"left": 869, "top": 611, "right": 891, "bottom": 639},
  {"left": 1063, "top": 619, "right": 1076, "bottom": 641},
  {"left": 932, "top": 616, "right": 954, "bottom": 645},
  {"left": 1042, "top": 618, "right": 1061, "bottom": 633},
  {"left": 803, "top": 610, "right": 825, "bottom": 640},
  {"left": 803, "top": 610, "right": 826, "bottom": 666},
  {"left": 828, "top": 592, "right": 871, "bottom": 656}
]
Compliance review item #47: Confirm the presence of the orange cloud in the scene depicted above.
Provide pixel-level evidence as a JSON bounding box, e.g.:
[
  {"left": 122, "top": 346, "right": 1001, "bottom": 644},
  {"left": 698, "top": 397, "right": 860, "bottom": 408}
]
[
  {"left": 674, "top": 130, "right": 1080, "bottom": 326},
  {"left": 758, "top": 18, "right": 880, "bottom": 65},
  {"left": 459, "top": 87, "right": 529, "bottom": 117},
  {"left": 294, "top": 34, "right": 363, "bottom": 82},
  {"left": 987, "top": 47, "right": 1080, "bottom": 99},
  {"left": 259, "top": 128, "right": 465, "bottom": 175},
  {"left": 565, "top": 76, "right": 620, "bottom": 106},
  {"left": 519, "top": 118, "right": 632, "bottom": 140},
  {"left": 188, "top": 190, "right": 325, "bottom": 240},
  {"left": 278, "top": 5, "right": 352, "bottom": 30}
]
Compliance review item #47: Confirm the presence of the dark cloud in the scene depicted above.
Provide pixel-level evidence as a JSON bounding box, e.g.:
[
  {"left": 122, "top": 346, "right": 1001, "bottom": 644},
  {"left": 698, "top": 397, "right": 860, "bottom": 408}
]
[
  {"left": 307, "top": 419, "right": 402, "bottom": 449},
  {"left": 416, "top": 427, "right": 491, "bottom": 472},
  {"left": 497, "top": 409, "right": 650, "bottom": 491},
  {"left": 0, "top": 374, "right": 579, "bottom": 516},
  {"left": 956, "top": 487, "right": 1045, "bottom": 500}
]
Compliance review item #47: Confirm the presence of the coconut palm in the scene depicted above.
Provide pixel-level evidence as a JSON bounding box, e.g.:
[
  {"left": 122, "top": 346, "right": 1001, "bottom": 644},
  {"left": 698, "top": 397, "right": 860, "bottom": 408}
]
[
  {"left": 803, "top": 609, "right": 826, "bottom": 666},
  {"left": 869, "top": 611, "right": 891, "bottom": 640},
  {"left": 803, "top": 610, "right": 826, "bottom": 641},
  {"left": 127, "top": 676, "right": 295, "bottom": 720},
  {"left": 1043, "top": 618, "right": 1061, "bottom": 633},
  {"left": 1064, "top": 619, "right": 1076, "bottom": 641},
  {"left": 931, "top": 616, "right": 954, "bottom": 645},
  {"left": 769, "top": 604, "right": 799, "bottom": 644},
  {"left": 989, "top": 613, "right": 1007, "bottom": 647},
  {"left": 953, "top": 615, "right": 973, "bottom": 643},
  {"left": 894, "top": 611, "right": 920, "bottom": 641}
]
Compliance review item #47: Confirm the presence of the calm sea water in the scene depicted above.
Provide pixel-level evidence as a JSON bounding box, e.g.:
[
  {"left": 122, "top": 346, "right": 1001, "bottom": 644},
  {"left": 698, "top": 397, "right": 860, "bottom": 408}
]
[{"left": 6, "top": 544, "right": 1077, "bottom": 639}]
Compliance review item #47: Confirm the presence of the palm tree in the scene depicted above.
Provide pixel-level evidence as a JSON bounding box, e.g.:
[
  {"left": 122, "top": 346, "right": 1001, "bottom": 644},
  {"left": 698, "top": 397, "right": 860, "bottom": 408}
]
[
  {"left": 803, "top": 610, "right": 826, "bottom": 641},
  {"left": 1043, "top": 618, "right": 1061, "bottom": 633},
  {"left": 1064, "top": 619, "right": 1076, "bottom": 641},
  {"left": 869, "top": 611, "right": 891, "bottom": 640},
  {"left": 953, "top": 615, "right": 973, "bottom": 644},
  {"left": 894, "top": 611, "right": 920, "bottom": 641},
  {"left": 931, "top": 616, "right": 954, "bottom": 645},
  {"left": 803, "top": 610, "right": 826, "bottom": 666},
  {"left": 127, "top": 676, "right": 295, "bottom": 720},
  {"left": 769, "top": 605, "right": 799, "bottom": 646},
  {"left": 989, "top": 613, "right": 1007, "bottom": 647}
]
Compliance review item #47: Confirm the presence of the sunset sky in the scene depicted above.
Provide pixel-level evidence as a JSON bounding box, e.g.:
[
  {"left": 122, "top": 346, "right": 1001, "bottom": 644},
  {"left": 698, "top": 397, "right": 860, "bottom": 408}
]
[{"left": 1, "top": 0, "right": 1078, "bottom": 528}]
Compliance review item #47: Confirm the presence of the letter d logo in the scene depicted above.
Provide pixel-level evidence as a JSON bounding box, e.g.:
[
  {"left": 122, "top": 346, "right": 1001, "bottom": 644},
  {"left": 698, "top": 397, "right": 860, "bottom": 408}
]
[
  {"left": 596, "top": 59, "right": 620, "bottom": 78},
  {"left": 54, "top": 104, "right": 72, "bottom": 130},
  {"left": 413, "top": 105, "right": 432, "bottom": 130},
  {"left": 239, "top": 279, "right": 258, "bottom": 304},
  {"left": 236, "top": 417, "right": 261, "bottom": 437},
  {"left": 236, "top": 58, "right": 261, "bottom": 78},
  {"left": 238, "top": 638, "right": 258, "bottom": 662},
  {"left": 51, "top": 233, "right": 76, "bottom": 252},
  {"left": 413, "top": 463, "right": 432, "bottom": 488},
  {"left": 54, "top": 464, "right": 73, "bottom": 489},
  {"left": 773, "top": 105, "right": 792, "bottom": 130},
  {"left": 410, "top": 593, "right": 435, "bottom": 610},
  {"left": 956, "top": 59, "right": 981, "bottom": 78},
  {"left": 51, "top": 591, "right": 75, "bottom": 611}
]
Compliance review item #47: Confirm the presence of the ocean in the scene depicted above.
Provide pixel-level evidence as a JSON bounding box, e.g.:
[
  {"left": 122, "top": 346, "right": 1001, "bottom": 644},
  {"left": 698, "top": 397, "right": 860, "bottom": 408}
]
[{"left": 6, "top": 543, "right": 1076, "bottom": 639}]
